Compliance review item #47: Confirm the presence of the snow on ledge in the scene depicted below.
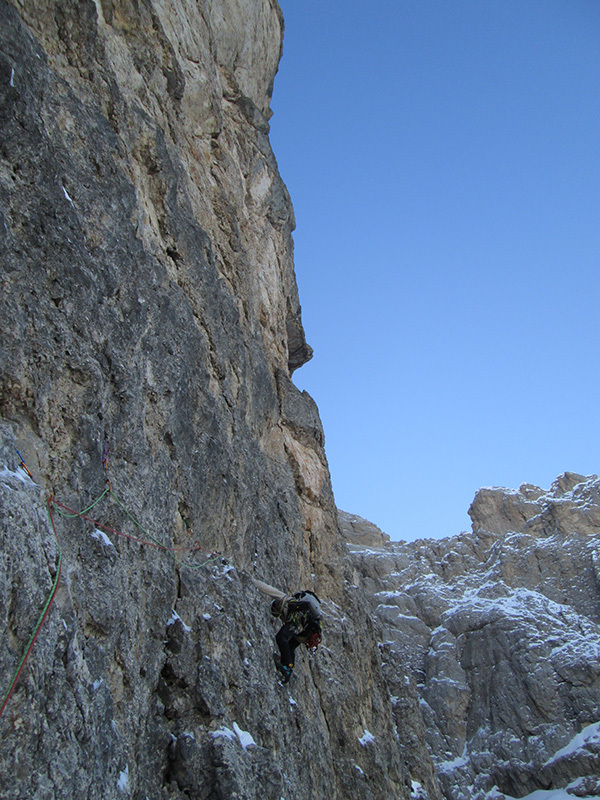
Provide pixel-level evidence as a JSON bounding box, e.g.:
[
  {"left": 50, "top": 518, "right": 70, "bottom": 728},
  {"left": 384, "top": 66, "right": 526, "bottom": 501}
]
[
  {"left": 486, "top": 779, "right": 600, "bottom": 800},
  {"left": 437, "top": 746, "right": 468, "bottom": 774},
  {"left": 233, "top": 722, "right": 256, "bottom": 751},
  {"left": 167, "top": 610, "right": 191, "bottom": 632},
  {"left": 0, "top": 465, "right": 38, "bottom": 487},
  {"left": 358, "top": 729, "right": 375, "bottom": 746},
  {"left": 91, "top": 528, "right": 115, "bottom": 548},
  {"left": 212, "top": 723, "right": 257, "bottom": 752},
  {"left": 544, "top": 720, "right": 600, "bottom": 765},
  {"left": 212, "top": 726, "right": 236, "bottom": 742},
  {"left": 116, "top": 765, "right": 129, "bottom": 793}
]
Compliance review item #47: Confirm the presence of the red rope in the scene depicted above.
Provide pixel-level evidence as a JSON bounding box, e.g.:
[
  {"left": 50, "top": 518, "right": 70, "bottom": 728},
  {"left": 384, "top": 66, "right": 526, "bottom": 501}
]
[
  {"left": 0, "top": 500, "right": 62, "bottom": 719},
  {"left": 50, "top": 499, "right": 207, "bottom": 554},
  {"left": 1, "top": 489, "right": 217, "bottom": 721}
]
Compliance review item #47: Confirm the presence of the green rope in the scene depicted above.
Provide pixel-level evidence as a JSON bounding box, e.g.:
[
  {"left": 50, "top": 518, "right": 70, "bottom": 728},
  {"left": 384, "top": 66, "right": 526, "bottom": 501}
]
[
  {"left": 0, "top": 504, "right": 62, "bottom": 719},
  {"left": 180, "top": 553, "right": 220, "bottom": 570},
  {"left": 108, "top": 489, "right": 219, "bottom": 570},
  {"left": 52, "top": 487, "right": 110, "bottom": 519},
  {"left": 108, "top": 488, "right": 167, "bottom": 549}
]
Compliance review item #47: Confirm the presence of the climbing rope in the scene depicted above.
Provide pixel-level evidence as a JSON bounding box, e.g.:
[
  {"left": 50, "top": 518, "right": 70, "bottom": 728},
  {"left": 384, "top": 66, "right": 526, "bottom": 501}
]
[
  {"left": 0, "top": 498, "right": 62, "bottom": 719},
  {"left": 51, "top": 486, "right": 111, "bottom": 519},
  {"left": 50, "top": 486, "right": 219, "bottom": 568},
  {"left": 0, "top": 477, "right": 219, "bottom": 721}
]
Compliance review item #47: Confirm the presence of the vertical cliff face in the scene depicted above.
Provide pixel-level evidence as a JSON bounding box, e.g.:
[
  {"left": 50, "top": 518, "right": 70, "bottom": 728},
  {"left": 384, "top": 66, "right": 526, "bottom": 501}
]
[
  {"left": 7, "top": 6, "right": 595, "bottom": 800},
  {"left": 0, "top": 2, "right": 416, "bottom": 798},
  {"left": 1, "top": 0, "right": 329, "bottom": 588}
]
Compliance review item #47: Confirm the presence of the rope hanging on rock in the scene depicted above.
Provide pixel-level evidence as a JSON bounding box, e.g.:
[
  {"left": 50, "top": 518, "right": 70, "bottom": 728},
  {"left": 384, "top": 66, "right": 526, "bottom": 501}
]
[
  {"left": 50, "top": 483, "right": 219, "bottom": 568},
  {"left": 0, "top": 479, "right": 220, "bottom": 721},
  {"left": 0, "top": 498, "right": 62, "bottom": 720}
]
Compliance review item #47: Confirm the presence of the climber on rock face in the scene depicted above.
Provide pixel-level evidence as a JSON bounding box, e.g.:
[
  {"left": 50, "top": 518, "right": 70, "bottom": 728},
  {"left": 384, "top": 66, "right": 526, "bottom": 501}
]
[{"left": 270, "top": 591, "right": 322, "bottom": 683}]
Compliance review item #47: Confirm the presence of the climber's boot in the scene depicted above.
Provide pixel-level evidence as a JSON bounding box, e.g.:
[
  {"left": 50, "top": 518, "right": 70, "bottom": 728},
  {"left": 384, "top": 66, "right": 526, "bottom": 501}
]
[{"left": 275, "top": 661, "right": 293, "bottom": 683}]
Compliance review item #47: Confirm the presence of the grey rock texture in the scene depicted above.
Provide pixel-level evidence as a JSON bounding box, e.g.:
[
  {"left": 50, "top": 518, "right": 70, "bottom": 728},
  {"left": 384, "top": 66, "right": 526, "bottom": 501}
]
[
  {"left": 338, "top": 509, "right": 391, "bottom": 548},
  {"left": 0, "top": 2, "right": 415, "bottom": 798},
  {"left": 348, "top": 474, "right": 600, "bottom": 800}
]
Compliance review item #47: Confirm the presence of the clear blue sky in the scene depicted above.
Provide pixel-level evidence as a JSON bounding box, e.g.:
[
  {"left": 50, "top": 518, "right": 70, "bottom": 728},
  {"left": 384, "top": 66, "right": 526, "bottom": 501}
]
[{"left": 269, "top": 0, "right": 600, "bottom": 542}]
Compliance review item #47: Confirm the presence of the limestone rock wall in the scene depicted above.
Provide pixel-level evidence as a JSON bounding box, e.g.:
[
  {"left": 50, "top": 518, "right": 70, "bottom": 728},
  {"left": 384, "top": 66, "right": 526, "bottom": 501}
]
[{"left": 0, "top": 2, "right": 417, "bottom": 798}]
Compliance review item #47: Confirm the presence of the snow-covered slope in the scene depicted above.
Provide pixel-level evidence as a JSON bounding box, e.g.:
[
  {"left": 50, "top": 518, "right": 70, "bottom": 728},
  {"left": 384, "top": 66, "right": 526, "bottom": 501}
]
[{"left": 346, "top": 473, "right": 600, "bottom": 800}]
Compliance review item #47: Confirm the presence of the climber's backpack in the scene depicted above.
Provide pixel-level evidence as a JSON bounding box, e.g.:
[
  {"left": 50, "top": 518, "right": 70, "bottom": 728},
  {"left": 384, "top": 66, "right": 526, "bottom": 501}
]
[
  {"left": 287, "top": 591, "right": 322, "bottom": 652},
  {"left": 288, "top": 590, "right": 321, "bottom": 621}
]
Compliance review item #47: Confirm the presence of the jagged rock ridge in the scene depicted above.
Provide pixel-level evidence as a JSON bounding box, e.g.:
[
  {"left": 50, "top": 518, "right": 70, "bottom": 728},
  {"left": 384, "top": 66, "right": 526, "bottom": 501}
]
[{"left": 346, "top": 473, "right": 600, "bottom": 800}]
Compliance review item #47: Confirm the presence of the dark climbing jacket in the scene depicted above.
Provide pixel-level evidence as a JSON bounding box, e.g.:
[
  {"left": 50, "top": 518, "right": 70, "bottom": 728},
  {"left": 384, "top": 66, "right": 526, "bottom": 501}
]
[{"left": 275, "top": 591, "right": 322, "bottom": 650}]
